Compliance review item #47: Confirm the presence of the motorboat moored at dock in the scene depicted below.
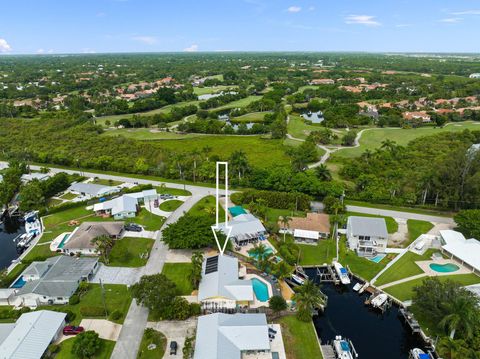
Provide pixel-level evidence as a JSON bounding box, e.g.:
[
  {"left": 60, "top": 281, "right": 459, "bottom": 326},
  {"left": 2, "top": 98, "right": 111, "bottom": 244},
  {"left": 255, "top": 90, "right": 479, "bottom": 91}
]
[
  {"left": 409, "top": 348, "right": 431, "bottom": 359},
  {"left": 370, "top": 293, "right": 388, "bottom": 309},
  {"left": 333, "top": 261, "right": 351, "bottom": 285},
  {"left": 291, "top": 274, "right": 305, "bottom": 285},
  {"left": 333, "top": 336, "right": 358, "bottom": 359}
]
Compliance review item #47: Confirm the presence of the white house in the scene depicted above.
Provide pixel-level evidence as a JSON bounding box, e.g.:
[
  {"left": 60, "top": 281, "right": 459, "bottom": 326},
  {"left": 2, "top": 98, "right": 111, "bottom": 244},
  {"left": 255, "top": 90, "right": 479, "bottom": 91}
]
[
  {"left": 0, "top": 310, "right": 66, "bottom": 359},
  {"left": 440, "top": 230, "right": 480, "bottom": 274},
  {"left": 216, "top": 213, "right": 267, "bottom": 246},
  {"left": 21, "top": 172, "right": 51, "bottom": 183},
  {"left": 346, "top": 216, "right": 388, "bottom": 257},
  {"left": 94, "top": 195, "right": 138, "bottom": 219},
  {"left": 68, "top": 182, "right": 120, "bottom": 199},
  {"left": 198, "top": 255, "right": 254, "bottom": 311}
]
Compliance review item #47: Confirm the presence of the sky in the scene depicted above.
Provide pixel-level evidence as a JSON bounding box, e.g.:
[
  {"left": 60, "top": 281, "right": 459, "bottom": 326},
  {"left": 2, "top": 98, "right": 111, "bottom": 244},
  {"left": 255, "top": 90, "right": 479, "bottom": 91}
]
[{"left": 1, "top": 0, "right": 480, "bottom": 54}]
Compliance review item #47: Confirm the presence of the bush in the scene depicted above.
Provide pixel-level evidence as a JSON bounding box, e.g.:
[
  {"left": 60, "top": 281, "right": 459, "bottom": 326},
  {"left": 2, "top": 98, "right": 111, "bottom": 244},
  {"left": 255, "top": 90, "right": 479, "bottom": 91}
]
[
  {"left": 269, "top": 295, "right": 287, "bottom": 312},
  {"left": 80, "top": 306, "right": 106, "bottom": 317},
  {"left": 189, "top": 303, "right": 201, "bottom": 316},
  {"left": 64, "top": 310, "right": 76, "bottom": 323},
  {"left": 72, "top": 331, "right": 103, "bottom": 358},
  {"left": 109, "top": 310, "right": 123, "bottom": 321},
  {"left": 238, "top": 189, "right": 312, "bottom": 211},
  {"left": 69, "top": 294, "right": 80, "bottom": 305}
]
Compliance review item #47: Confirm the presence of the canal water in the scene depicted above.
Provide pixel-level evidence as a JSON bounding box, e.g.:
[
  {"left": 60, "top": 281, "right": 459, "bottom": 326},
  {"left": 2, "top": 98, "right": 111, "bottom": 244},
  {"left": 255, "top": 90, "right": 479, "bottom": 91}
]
[
  {"left": 0, "top": 216, "right": 25, "bottom": 270},
  {"left": 306, "top": 269, "right": 427, "bottom": 358}
]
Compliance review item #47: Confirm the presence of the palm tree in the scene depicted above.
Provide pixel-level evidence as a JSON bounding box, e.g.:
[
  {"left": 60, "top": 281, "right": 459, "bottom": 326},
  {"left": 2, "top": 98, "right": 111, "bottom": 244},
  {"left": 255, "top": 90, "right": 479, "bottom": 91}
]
[
  {"left": 189, "top": 251, "right": 204, "bottom": 289},
  {"left": 274, "top": 261, "right": 292, "bottom": 280},
  {"left": 315, "top": 164, "right": 332, "bottom": 181},
  {"left": 439, "top": 294, "right": 479, "bottom": 339},
  {"left": 248, "top": 243, "right": 269, "bottom": 269},
  {"left": 190, "top": 149, "right": 201, "bottom": 183},
  {"left": 91, "top": 235, "right": 115, "bottom": 264},
  {"left": 293, "top": 279, "right": 326, "bottom": 322},
  {"left": 437, "top": 337, "right": 461, "bottom": 359},
  {"left": 279, "top": 215, "right": 291, "bottom": 242}
]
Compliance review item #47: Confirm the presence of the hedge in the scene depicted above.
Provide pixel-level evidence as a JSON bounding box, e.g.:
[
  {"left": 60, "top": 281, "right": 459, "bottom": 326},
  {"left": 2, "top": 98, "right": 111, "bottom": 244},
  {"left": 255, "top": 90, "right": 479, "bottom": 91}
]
[{"left": 237, "top": 189, "right": 312, "bottom": 211}]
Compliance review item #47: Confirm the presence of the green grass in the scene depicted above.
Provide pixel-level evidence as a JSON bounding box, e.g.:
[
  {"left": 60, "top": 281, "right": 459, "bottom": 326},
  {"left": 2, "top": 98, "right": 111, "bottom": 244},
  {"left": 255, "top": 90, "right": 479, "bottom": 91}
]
[
  {"left": 137, "top": 329, "right": 167, "bottom": 359},
  {"left": 92, "top": 178, "right": 123, "bottom": 186},
  {"left": 265, "top": 207, "right": 306, "bottom": 227},
  {"left": 344, "top": 200, "right": 455, "bottom": 217},
  {"left": 22, "top": 243, "right": 59, "bottom": 262},
  {"left": 276, "top": 316, "right": 323, "bottom": 359},
  {"left": 42, "top": 206, "right": 92, "bottom": 228},
  {"left": 47, "top": 198, "right": 63, "bottom": 207},
  {"left": 108, "top": 237, "right": 154, "bottom": 267},
  {"left": 333, "top": 121, "right": 480, "bottom": 159},
  {"left": 214, "top": 95, "right": 262, "bottom": 110},
  {"left": 159, "top": 200, "right": 183, "bottom": 212},
  {"left": 102, "top": 128, "right": 202, "bottom": 141},
  {"left": 384, "top": 273, "right": 480, "bottom": 301},
  {"left": 347, "top": 212, "right": 398, "bottom": 234},
  {"left": 188, "top": 195, "right": 225, "bottom": 219},
  {"left": 193, "top": 85, "right": 236, "bottom": 95},
  {"left": 287, "top": 115, "right": 325, "bottom": 140},
  {"left": 60, "top": 192, "right": 78, "bottom": 200},
  {"left": 374, "top": 249, "right": 441, "bottom": 286},
  {"left": 161, "top": 263, "right": 194, "bottom": 295},
  {"left": 155, "top": 186, "right": 191, "bottom": 196},
  {"left": 406, "top": 219, "right": 434, "bottom": 246},
  {"left": 298, "top": 241, "right": 336, "bottom": 266},
  {"left": 129, "top": 208, "right": 165, "bottom": 231},
  {"left": 1, "top": 263, "right": 28, "bottom": 288},
  {"left": 231, "top": 112, "right": 270, "bottom": 123},
  {"left": 56, "top": 338, "right": 115, "bottom": 359}
]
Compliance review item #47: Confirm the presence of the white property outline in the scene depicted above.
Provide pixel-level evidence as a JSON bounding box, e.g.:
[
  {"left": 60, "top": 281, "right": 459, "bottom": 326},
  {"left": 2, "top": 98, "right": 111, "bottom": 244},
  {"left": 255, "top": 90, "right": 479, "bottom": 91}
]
[{"left": 212, "top": 161, "right": 232, "bottom": 255}]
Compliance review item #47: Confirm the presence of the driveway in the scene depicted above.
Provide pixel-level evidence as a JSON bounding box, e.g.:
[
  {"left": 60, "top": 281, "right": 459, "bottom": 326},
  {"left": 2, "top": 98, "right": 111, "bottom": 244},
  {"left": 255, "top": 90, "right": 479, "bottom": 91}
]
[
  {"left": 147, "top": 318, "right": 197, "bottom": 359},
  {"left": 91, "top": 264, "right": 141, "bottom": 285},
  {"left": 80, "top": 319, "right": 122, "bottom": 341},
  {"left": 123, "top": 229, "right": 157, "bottom": 239}
]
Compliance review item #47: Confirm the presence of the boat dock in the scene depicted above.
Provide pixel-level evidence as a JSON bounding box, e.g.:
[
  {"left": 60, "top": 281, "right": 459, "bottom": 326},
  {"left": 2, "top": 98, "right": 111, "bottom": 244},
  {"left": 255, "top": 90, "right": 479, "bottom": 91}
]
[
  {"left": 301, "top": 264, "right": 347, "bottom": 285},
  {"left": 320, "top": 345, "right": 336, "bottom": 359}
]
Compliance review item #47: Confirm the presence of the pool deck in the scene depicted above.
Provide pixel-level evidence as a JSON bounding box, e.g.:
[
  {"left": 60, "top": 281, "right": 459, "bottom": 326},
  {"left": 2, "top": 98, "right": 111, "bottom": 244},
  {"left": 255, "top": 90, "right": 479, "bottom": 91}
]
[
  {"left": 235, "top": 240, "right": 276, "bottom": 258},
  {"left": 415, "top": 259, "right": 471, "bottom": 276},
  {"left": 245, "top": 273, "right": 273, "bottom": 308}
]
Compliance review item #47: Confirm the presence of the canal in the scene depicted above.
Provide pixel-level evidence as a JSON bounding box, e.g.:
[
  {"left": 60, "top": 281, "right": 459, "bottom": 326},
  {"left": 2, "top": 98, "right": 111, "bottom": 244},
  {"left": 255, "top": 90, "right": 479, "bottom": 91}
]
[
  {"left": 0, "top": 216, "right": 25, "bottom": 270},
  {"left": 306, "top": 269, "right": 428, "bottom": 358}
]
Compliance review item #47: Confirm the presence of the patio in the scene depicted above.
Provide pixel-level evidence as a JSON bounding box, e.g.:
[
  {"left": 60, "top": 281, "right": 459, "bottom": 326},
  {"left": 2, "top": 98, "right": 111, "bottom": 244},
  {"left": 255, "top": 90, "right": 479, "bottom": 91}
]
[{"left": 416, "top": 258, "right": 472, "bottom": 276}]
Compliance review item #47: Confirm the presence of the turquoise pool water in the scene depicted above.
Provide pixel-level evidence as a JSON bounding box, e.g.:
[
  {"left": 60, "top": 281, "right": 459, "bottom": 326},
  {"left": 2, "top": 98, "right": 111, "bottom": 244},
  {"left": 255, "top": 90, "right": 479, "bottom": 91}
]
[
  {"left": 429, "top": 263, "right": 460, "bottom": 273},
  {"left": 252, "top": 278, "right": 269, "bottom": 302},
  {"left": 58, "top": 234, "right": 70, "bottom": 249},
  {"left": 369, "top": 254, "right": 387, "bottom": 263},
  {"left": 11, "top": 276, "right": 26, "bottom": 288}
]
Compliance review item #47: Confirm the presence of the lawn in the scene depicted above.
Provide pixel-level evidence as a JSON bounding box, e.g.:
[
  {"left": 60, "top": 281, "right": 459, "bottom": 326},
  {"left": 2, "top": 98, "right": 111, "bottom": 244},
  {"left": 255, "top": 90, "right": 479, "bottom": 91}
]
[
  {"left": 152, "top": 136, "right": 291, "bottom": 167},
  {"left": 231, "top": 112, "right": 270, "bottom": 123},
  {"left": 39, "top": 284, "right": 132, "bottom": 325},
  {"left": 102, "top": 128, "right": 202, "bottom": 141},
  {"left": 287, "top": 115, "right": 325, "bottom": 140},
  {"left": 22, "top": 243, "right": 59, "bottom": 262},
  {"left": 276, "top": 316, "right": 323, "bottom": 359},
  {"left": 161, "top": 263, "right": 194, "bottom": 295},
  {"left": 188, "top": 195, "right": 225, "bottom": 220},
  {"left": 108, "top": 237, "right": 154, "bottom": 267},
  {"left": 406, "top": 219, "right": 434, "bottom": 246},
  {"left": 92, "top": 178, "right": 124, "bottom": 186},
  {"left": 59, "top": 192, "right": 78, "bottom": 200},
  {"left": 159, "top": 200, "right": 183, "bottom": 212},
  {"left": 129, "top": 208, "right": 165, "bottom": 231},
  {"left": 344, "top": 200, "right": 454, "bottom": 217},
  {"left": 193, "top": 85, "right": 236, "bottom": 95},
  {"left": 347, "top": 212, "right": 398, "bottom": 234},
  {"left": 56, "top": 337, "right": 115, "bottom": 359},
  {"left": 214, "top": 95, "right": 263, "bottom": 110},
  {"left": 265, "top": 207, "right": 306, "bottom": 228},
  {"left": 42, "top": 205, "right": 92, "bottom": 228},
  {"left": 137, "top": 329, "right": 167, "bottom": 359},
  {"left": 47, "top": 198, "right": 63, "bottom": 207},
  {"left": 374, "top": 249, "right": 442, "bottom": 286},
  {"left": 333, "top": 121, "right": 480, "bottom": 158},
  {"left": 155, "top": 186, "right": 191, "bottom": 196},
  {"left": 384, "top": 273, "right": 480, "bottom": 301}
]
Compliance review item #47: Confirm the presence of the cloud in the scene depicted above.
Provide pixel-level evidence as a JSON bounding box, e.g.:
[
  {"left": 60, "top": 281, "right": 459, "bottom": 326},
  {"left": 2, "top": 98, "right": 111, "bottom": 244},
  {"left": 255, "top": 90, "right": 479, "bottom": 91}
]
[
  {"left": 184, "top": 44, "right": 199, "bottom": 52},
  {"left": 395, "top": 24, "right": 412, "bottom": 28},
  {"left": 451, "top": 10, "right": 480, "bottom": 15},
  {"left": 0, "top": 38, "right": 12, "bottom": 53},
  {"left": 82, "top": 48, "right": 96, "bottom": 53},
  {"left": 287, "top": 6, "right": 301, "bottom": 13},
  {"left": 439, "top": 17, "right": 463, "bottom": 23},
  {"left": 345, "top": 15, "right": 381, "bottom": 26},
  {"left": 132, "top": 36, "right": 157, "bottom": 45},
  {"left": 37, "top": 48, "right": 45, "bottom": 54}
]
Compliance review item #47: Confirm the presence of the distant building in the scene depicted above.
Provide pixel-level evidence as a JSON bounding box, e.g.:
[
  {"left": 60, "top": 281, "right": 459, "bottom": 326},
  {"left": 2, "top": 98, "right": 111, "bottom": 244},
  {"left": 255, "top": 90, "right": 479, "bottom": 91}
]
[
  {"left": 469, "top": 73, "right": 480, "bottom": 79},
  {"left": 402, "top": 111, "right": 431, "bottom": 123},
  {"left": 439, "top": 230, "right": 480, "bottom": 274},
  {"left": 278, "top": 213, "right": 331, "bottom": 244},
  {"left": 347, "top": 216, "right": 388, "bottom": 257},
  {"left": 309, "top": 78, "right": 335, "bottom": 85},
  {"left": 20, "top": 172, "right": 50, "bottom": 183},
  {"left": 216, "top": 213, "right": 267, "bottom": 246},
  {"left": 68, "top": 182, "right": 120, "bottom": 199}
]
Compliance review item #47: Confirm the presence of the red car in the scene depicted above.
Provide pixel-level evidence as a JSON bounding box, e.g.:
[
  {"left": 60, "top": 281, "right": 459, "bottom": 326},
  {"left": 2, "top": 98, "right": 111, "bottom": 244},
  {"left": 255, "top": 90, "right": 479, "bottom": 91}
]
[{"left": 63, "top": 326, "right": 84, "bottom": 335}]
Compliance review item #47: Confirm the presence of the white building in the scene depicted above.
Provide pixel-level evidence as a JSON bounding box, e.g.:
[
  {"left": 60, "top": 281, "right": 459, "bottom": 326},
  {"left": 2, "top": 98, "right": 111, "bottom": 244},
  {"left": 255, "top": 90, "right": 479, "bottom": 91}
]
[
  {"left": 439, "top": 230, "right": 480, "bottom": 274},
  {"left": 94, "top": 195, "right": 138, "bottom": 220},
  {"left": 469, "top": 73, "right": 480, "bottom": 79},
  {"left": 0, "top": 310, "right": 66, "bottom": 359},
  {"left": 21, "top": 172, "right": 51, "bottom": 183},
  {"left": 346, "top": 216, "right": 388, "bottom": 257},
  {"left": 68, "top": 182, "right": 120, "bottom": 199},
  {"left": 216, "top": 213, "right": 267, "bottom": 246}
]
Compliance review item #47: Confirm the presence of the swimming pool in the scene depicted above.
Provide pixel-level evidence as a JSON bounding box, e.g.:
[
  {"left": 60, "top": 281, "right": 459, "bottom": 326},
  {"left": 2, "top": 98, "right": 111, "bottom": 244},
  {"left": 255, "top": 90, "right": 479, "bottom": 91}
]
[
  {"left": 369, "top": 254, "right": 387, "bottom": 263},
  {"left": 58, "top": 233, "right": 70, "bottom": 249},
  {"left": 429, "top": 263, "right": 460, "bottom": 273},
  {"left": 11, "top": 276, "right": 26, "bottom": 288},
  {"left": 252, "top": 278, "right": 269, "bottom": 302}
]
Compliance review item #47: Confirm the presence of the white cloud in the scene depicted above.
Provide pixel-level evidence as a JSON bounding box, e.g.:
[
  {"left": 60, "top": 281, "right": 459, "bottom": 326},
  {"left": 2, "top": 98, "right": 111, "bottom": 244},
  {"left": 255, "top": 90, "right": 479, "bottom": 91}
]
[
  {"left": 439, "top": 17, "right": 463, "bottom": 23},
  {"left": 132, "top": 36, "right": 157, "bottom": 45},
  {"left": 451, "top": 10, "right": 480, "bottom": 15},
  {"left": 0, "top": 38, "right": 12, "bottom": 53},
  {"left": 37, "top": 48, "right": 45, "bottom": 54},
  {"left": 184, "top": 44, "right": 199, "bottom": 52},
  {"left": 287, "top": 6, "right": 301, "bottom": 13},
  {"left": 345, "top": 15, "right": 381, "bottom": 27},
  {"left": 395, "top": 24, "right": 412, "bottom": 28}
]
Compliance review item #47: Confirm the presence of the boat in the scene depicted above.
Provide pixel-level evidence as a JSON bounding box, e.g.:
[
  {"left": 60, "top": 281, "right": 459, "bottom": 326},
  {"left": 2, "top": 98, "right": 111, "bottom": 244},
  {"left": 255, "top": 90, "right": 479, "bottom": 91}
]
[
  {"left": 352, "top": 283, "right": 362, "bottom": 292},
  {"left": 371, "top": 293, "right": 388, "bottom": 308},
  {"left": 291, "top": 274, "right": 305, "bottom": 285},
  {"left": 333, "top": 336, "right": 358, "bottom": 359},
  {"left": 16, "top": 232, "right": 36, "bottom": 248},
  {"left": 410, "top": 348, "right": 430, "bottom": 359},
  {"left": 358, "top": 282, "right": 369, "bottom": 294},
  {"left": 333, "top": 261, "right": 351, "bottom": 285}
]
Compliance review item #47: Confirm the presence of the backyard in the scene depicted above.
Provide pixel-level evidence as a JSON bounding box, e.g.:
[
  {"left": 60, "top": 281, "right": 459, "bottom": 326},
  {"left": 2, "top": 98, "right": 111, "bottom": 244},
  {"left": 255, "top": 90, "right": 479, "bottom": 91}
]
[
  {"left": 107, "top": 237, "right": 154, "bottom": 267},
  {"left": 56, "top": 337, "right": 115, "bottom": 359},
  {"left": 137, "top": 328, "right": 167, "bottom": 359},
  {"left": 276, "top": 316, "right": 323, "bottom": 359},
  {"left": 161, "top": 263, "right": 194, "bottom": 295}
]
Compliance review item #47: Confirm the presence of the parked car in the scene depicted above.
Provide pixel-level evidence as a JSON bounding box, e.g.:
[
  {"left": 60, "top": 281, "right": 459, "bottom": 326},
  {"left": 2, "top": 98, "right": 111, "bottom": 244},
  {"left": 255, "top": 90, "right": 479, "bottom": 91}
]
[
  {"left": 63, "top": 326, "right": 84, "bottom": 335},
  {"left": 124, "top": 223, "right": 142, "bottom": 232},
  {"left": 170, "top": 341, "right": 178, "bottom": 355}
]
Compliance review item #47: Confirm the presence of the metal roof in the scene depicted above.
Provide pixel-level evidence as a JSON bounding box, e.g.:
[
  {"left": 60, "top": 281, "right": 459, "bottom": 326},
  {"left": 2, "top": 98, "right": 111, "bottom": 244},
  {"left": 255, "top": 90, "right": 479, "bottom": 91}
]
[
  {"left": 194, "top": 313, "right": 270, "bottom": 359},
  {"left": 216, "top": 213, "right": 266, "bottom": 238},
  {"left": 68, "top": 182, "right": 118, "bottom": 196},
  {"left": 0, "top": 310, "right": 66, "bottom": 359},
  {"left": 347, "top": 216, "right": 388, "bottom": 238},
  {"left": 440, "top": 230, "right": 480, "bottom": 271},
  {"left": 294, "top": 229, "right": 320, "bottom": 240},
  {"left": 94, "top": 195, "right": 137, "bottom": 216}
]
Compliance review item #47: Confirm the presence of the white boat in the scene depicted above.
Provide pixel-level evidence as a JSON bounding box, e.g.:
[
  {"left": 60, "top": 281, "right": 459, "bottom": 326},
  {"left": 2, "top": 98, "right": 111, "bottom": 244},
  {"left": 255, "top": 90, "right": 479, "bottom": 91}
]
[
  {"left": 410, "top": 348, "right": 430, "bottom": 359},
  {"left": 358, "top": 282, "right": 369, "bottom": 294},
  {"left": 333, "top": 336, "right": 358, "bottom": 359},
  {"left": 333, "top": 261, "right": 351, "bottom": 285},
  {"left": 291, "top": 274, "right": 305, "bottom": 285},
  {"left": 16, "top": 232, "right": 36, "bottom": 248},
  {"left": 371, "top": 293, "right": 388, "bottom": 308},
  {"left": 352, "top": 283, "right": 362, "bottom": 292}
]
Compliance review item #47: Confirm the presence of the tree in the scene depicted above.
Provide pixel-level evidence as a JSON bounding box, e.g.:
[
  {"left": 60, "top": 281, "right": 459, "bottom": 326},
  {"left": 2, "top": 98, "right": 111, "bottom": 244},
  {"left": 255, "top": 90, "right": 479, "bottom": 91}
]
[
  {"left": 229, "top": 150, "right": 250, "bottom": 181},
  {"left": 131, "top": 274, "right": 177, "bottom": 317},
  {"left": 269, "top": 295, "right": 287, "bottom": 313},
  {"left": 341, "top": 131, "right": 357, "bottom": 146},
  {"left": 19, "top": 180, "right": 45, "bottom": 211},
  {"left": 72, "top": 331, "right": 102, "bottom": 359},
  {"left": 91, "top": 235, "right": 114, "bottom": 264},
  {"left": 315, "top": 164, "right": 332, "bottom": 181},
  {"left": 322, "top": 196, "right": 345, "bottom": 214},
  {"left": 279, "top": 215, "right": 291, "bottom": 242},
  {"left": 454, "top": 210, "right": 480, "bottom": 239},
  {"left": 440, "top": 293, "right": 479, "bottom": 339},
  {"left": 162, "top": 214, "right": 216, "bottom": 249},
  {"left": 189, "top": 251, "right": 204, "bottom": 289},
  {"left": 292, "top": 279, "right": 326, "bottom": 322}
]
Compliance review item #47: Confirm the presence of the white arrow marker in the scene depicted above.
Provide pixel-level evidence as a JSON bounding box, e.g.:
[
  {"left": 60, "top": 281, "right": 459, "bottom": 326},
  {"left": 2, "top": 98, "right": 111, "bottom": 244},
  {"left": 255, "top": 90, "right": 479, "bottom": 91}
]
[{"left": 212, "top": 161, "right": 232, "bottom": 255}]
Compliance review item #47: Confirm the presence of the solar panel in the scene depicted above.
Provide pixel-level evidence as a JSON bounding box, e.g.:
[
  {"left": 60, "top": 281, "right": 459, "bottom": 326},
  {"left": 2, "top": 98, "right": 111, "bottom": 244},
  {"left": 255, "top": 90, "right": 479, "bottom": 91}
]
[{"left": 205, "top": 256, "right": 219, "bottom": 274}]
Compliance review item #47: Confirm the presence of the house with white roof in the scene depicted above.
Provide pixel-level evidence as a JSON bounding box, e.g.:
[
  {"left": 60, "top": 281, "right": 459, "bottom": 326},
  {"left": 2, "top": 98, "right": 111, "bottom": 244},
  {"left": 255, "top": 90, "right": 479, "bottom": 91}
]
[
  {"left": 21, "top": 172, "right": 51, "bottom": 183},
  {"left": 347, "top": 216, "right": 388, "bottom": 257},
  {"left": 216, "top": 213, "right": 267, "bottom": 246},
  {"left": 0, "top": 310, "right": 66, "bottom": 359},
  {"left": 439, "top": 230, "right": 480, "bottom": 274},
  {"left": 198, "top": 255, "right": 254, "bottom": 311},
  {"left": 194, "top": 313, "right": 274, "bottom": 359},
  {"left": 94, "top": 195, "right": 138, "bottom": 219},
  {"left": 68, "top": 182, "right": 120, "bottom": 199}
]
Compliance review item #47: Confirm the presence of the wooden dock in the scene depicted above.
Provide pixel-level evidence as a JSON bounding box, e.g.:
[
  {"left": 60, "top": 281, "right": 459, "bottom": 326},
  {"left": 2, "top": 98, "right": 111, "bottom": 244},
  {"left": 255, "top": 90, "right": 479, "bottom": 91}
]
[{"left": 321, "top": 345, "right": 336, "bottom": 359}]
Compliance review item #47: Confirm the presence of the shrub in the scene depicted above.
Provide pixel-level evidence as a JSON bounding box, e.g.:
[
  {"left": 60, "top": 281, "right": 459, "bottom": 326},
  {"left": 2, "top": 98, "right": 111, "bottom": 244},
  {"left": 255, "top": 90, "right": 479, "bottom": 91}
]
[
  {"left": 189, "top": 303, "right": 201, "bottom": 316},
  {"left": 69, "top": 294, "right": 80, "bottom": 305},
  {"left": 64, "top": 310, "right": 76, "bottom": 323},
  {"left": 238, "top": 189, "right": 312, "bottom": 211},
  {"left": 80, "top": 306, "right": 106, "bottom": 317},
  {"left": 109, "top": 310, "right": 123, "bottom": 321},
  {"left": 72, "top": 331, "right": 103, "bottom": 359},
  {"left": 269, "top": 295, "right": 287, "bottom": 312}
]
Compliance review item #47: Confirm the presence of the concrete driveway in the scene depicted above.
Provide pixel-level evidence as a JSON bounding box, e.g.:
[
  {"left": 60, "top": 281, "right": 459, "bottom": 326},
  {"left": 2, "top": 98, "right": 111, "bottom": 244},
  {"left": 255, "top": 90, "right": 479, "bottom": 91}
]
[
  {"left": 80, "top": 319, "right": 122, "bottom": 341},
  {"left": 91, "top": 263, "right": 141, "bottom": 285},
  {"left": 147, "top": 318, "right": 197, "bottom": 358}
]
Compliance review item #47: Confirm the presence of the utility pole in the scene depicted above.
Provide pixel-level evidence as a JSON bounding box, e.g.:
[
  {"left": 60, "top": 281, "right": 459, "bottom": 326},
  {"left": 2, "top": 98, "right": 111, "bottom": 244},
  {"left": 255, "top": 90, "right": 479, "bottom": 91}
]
[{"left": 99, "top": 279, "right": 108, "bottom": 319}]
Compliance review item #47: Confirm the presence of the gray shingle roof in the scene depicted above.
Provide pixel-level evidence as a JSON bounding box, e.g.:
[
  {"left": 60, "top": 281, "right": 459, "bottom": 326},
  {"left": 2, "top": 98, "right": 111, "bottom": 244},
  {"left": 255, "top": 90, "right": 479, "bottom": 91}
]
[
  {"left": 68, "top": 182, "right": 118, "bottom": 196},
  {"left": 63, "top": 221, "right": 124, "bottom": 250},
  {"left": 348, "top": 216, "right": 388, "bottom": 238}
]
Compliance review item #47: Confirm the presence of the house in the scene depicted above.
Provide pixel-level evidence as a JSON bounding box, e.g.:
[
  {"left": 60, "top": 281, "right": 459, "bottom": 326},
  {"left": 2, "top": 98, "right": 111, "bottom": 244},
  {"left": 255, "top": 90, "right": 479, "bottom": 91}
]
[
  {"left": 278, "top": 213, "right": 330, "bottom": 244},
  {"left": 194, "top": 313, "right": 274, "bottom": 359},
  {"left": 20, "top": 172, "right": 50, "bottom": 183},
  {"left": 68, "top": 182, "right": 120, "bottom": 199},
  {"left": 12, "top": 256, "right": 99, "bottom": 307},
  {"left": 310, "top": 78, "right": 335, "bottom": 85},
  {"left": 94, "top": 195, "right": 138, "bottom": 219},
  {"left": 402, "top": 111, "right": 431, "bottom": 123},
  {"left": 60, "top": 221, "right": 124, "bottom": 255},
  {"left": 346, "top": 216, "right": 388, "bottom": 257},
  {"left": 124, "top": 189, "right": 158, "bottom": 203},
  {"left": 439, "top": 230, "right": 480, "bottom": 274},
  {"left": 216, "top": 213, "right": 267, "bottom": 246},
  {"left": 198, "top": 255, "right": 253, "bottom": 311},
  {"left": 0, "top": 310, "right": 66, "bottom": 359}
]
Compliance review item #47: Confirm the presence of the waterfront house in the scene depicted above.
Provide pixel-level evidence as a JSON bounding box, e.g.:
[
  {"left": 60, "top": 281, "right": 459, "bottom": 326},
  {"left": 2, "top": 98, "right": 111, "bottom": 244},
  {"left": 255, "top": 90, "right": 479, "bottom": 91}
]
[
  {"left": 278, "top": 213, "right": 330, "bottom": 244},
  {"left": 12, "top": 256, "right": 98, "bottom": 307},
  {"left": 347, "top": 216, "right": 388, "bottom": 257},
  {"left": 68, "top": 182, "right": 120, "bottom": 199},
  {"left": 198, "top": 255, "right": 253, "bottom": 311},
  {"left": 0, "top": 310, "right": 66, "bottom": 359},
  {"left": 94, "top": 195, "right": 138, "bottom": 219},
  {"left": 439, "top": 230, "right": 480, "bottom": 274},
  {"left": 215, "top": 213, "right": 267, "bottom": 246}
]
